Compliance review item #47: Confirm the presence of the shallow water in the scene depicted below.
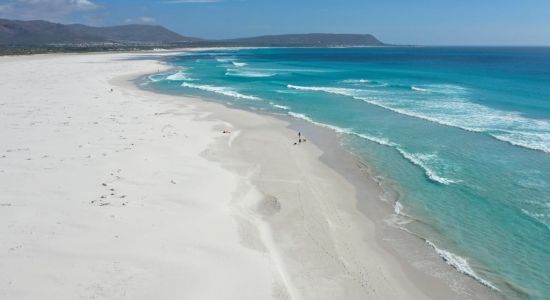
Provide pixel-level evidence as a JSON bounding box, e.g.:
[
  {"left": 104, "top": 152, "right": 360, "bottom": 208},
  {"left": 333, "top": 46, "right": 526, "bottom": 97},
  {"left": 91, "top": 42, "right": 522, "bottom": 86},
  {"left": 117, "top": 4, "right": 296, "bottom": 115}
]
[{"left": 148, "top": 47, "right": 550, "bottom": 299}]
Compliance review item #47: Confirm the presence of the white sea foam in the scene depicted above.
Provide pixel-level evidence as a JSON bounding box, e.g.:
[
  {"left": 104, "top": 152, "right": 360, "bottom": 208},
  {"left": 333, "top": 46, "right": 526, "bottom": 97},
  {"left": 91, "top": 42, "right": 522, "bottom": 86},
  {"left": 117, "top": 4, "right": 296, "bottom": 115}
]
[
  {"left": 357, "top": 96, "right": 550, "bottom": 154},
  {"left": 343, "top": 79, "right": 389, "bottom": 87},
  {"left": 343, "top": 79, "right": 371, "bottom": 84},
  {"left": 353, "top": 132, "right": 397, "bottom": 147},
  {"left": 396, "top": 149, "right": 457, "bottom": 185},
  {"left": 425, "top": 240, "right": 500, "bottom": 291},
  {"left": 286, "top": 84, "right": 550, "bottom": 153},
  {"left": 394, "top": 201, "right": 404, "bottom": 215},
  {"left": 490, "top": 131, "right": 550, "bottom": 154},
  {"left": 231, "top": 61, "right": 247, "bottom": 67},
  {"left": 288, "top": 112, "right": 356, "bottom": 135},
  {"left": 215, "top": 57, "right": 233, "bottom": 63},
  {"left": 275, "top": 90, "right": 299, "bottom": 94},
  {"left": 288, "top": 111, "right": 313, "bottom": 122},
  {"left": 147, "top": 74, "right": 165, "bottom": 82},
  {"left": 259, "top": 67, "right": 329, "bottom": 73},
  {"left": 521, "top": 209, "right": 547, "bottom": 219},
  {"left": 287, "top": 112, "right": 396, "bottom": 147},
  {"left": 271, "top": 103, "right": 290, "bottom": 110},
  {"left": 287, "top": 109, "right": 457, "bottom": 184},
  {"left": 520, "top": 209, "right": 550, "bottom": 230},
  {"left": 426, "top": 84, "right": 467, "bottom": 94},
  {"left": 166, "top": 71, "right": 194, "bottom": 81},
  {"left": 386, "top": 200, "right": 414, "bottom": 227},
  {"left": 287, "top": 84, "right": 358, "bottom": 97},
  {"left": 411, "top": 86, "right": 431, "bottom": 92},
  {"left": 214, "top": 57, "right": 247, "bottom": 67},
  {"left": 225, "top": 68, "right": 275, "bottom": 78},
  {"left": 181, "top": 82, "right": 260, "bottom": 101}
]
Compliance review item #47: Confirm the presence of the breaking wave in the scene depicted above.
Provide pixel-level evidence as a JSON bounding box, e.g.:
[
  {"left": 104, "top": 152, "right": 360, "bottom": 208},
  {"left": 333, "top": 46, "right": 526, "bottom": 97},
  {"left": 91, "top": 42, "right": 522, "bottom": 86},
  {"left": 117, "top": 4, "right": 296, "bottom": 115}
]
[
  {"left": 411, "top": 86, "right": 431, "bottom": 92},
  {"left": 287, "top": 112, "right": 396, "bottom": 147},
  {"left": 395, "top": 149, "right": 458, "bottom": 185},
  {"left": 215, "top": 57, "right": 233, "bottom": 63},
  {"left": 270, "top": 103, "right": 290, "bottom": 110},
  {"left": 166, "top": 71, "right": 194, "bottom": 81},
  {"left": 287, "top": 84, "right": 357, "bottom": 96},
  {"left": 287, "top": 84, "right": 550, "bottom": 153},
  {"left": 232, "top": 61, "right": 247, "bottom": 67},
  {"left": 181, "top": 82, "right": 260, "bottom": 101},
  {"left": 287, "top": 110, "right": 455, "bottom": 184},
  {"left": 425, "top": 240, "right": 500, "bottom": 291},
  {"left": 225, "top": 68, "right": 275, "bottom": 78},
  {"left": 147, "top": 74, "right": 166, "bottom": 82},
  {"left": 342, "top": 79, "right": 371, "bottom": 84}
]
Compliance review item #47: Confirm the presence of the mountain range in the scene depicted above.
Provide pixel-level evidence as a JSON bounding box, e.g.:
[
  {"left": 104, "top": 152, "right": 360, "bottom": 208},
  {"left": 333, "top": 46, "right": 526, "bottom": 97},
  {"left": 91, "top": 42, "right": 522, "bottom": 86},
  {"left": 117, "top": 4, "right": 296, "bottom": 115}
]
[
  {"left": 0, "top": 19, "right": 385, "bottom": 47},
  {"left": 0, "top": 19, "right": 198, "bottom": 45}
]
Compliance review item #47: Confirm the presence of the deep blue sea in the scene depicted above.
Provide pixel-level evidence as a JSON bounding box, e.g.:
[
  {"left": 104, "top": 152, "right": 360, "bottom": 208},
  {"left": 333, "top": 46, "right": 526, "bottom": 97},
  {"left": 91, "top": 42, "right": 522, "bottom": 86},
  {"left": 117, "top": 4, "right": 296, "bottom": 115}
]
[{"left": 147, "top": 47, "right": 550, "bottom": 299}]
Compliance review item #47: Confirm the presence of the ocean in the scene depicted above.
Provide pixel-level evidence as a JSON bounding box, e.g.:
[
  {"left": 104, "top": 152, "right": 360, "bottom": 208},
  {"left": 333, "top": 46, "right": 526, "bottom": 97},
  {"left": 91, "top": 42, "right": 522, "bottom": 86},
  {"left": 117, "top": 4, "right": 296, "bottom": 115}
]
[{"left": 147, "top": 47, "right": 550, "bottom": 299}]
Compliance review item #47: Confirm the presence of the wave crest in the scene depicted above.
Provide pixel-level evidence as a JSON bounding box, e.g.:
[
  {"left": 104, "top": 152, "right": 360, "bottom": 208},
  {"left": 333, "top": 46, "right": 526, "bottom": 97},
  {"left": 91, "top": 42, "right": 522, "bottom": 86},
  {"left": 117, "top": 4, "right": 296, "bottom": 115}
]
[
  {"left": 270, "top": 103, "right": 290, "bottom": 110},
  {"left": 425, "top": 240, "right": 500, "bottom": 291},
  {"left": 411, "top": 86, "right": 431, "bottom": 92},
  {"left": 215, "top": 57, "right": 233, "bottom": 63},
  {"left": 287, "top": 84, "right": 550, "bottom": 153},
  {"left": 342, "top": 79, "right": 371, "bottom": 84},
  {"left": 226, "top": 68, "right": 275, "bottom": 78},
  {"left": 395, "top": 149, "right": 458, "bottom": 185},
  {"left": 288, "top": 103, "right": 458, "bottom": 185},
  {"left": 181, "top": 82, "right": 260, "bottom": 101},
  {"left": 166, "top": 71, "right": 194, "bottom": 81},
  {"left": 287, "top": 111, "right": 396, "bottom": 147},
  {"left": 232, "top": 61, "right": 247, "bottom": 67},
  {"left": 287, "top": 84, "right": 358, "bottom": 97},
  {"left": 147, "top": 74, "right": 165, "bottom": 82}
]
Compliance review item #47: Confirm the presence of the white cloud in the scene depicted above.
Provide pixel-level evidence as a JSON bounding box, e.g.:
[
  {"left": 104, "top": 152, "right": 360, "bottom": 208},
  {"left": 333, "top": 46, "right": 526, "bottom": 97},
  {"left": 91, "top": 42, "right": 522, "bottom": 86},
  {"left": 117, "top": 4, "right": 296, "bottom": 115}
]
[
  {"left": 139, "top": 16, "right": 156, "bottom": 23},
  {"left": 0, "top": 0, "right": 99, "bottom": 20},
  {"left": 70, "top": 0, "right": 97, "bottom": 9},
  {"left": 0, "top": 4, "right": 12, "bottom": 13},
  {"left": 125, "top": 16, "right": 157, "bottom": 24},
  {"left": 163, "top": 0, "right": 221, "bottom": 3}
]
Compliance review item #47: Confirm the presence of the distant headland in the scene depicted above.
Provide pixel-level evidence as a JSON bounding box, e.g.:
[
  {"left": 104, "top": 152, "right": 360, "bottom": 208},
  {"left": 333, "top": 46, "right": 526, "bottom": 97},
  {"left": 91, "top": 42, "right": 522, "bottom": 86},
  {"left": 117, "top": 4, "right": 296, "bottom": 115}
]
[{"left": 0, "top": 18, "right": 386, "bottom": 55}]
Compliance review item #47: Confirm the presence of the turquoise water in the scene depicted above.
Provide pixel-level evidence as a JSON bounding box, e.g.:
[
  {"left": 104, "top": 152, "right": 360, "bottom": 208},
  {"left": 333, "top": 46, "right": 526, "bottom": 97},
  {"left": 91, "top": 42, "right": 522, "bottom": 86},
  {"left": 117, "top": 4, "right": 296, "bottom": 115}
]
[{"left": 148, "top": 47, "right": 550, "bottom": 299}]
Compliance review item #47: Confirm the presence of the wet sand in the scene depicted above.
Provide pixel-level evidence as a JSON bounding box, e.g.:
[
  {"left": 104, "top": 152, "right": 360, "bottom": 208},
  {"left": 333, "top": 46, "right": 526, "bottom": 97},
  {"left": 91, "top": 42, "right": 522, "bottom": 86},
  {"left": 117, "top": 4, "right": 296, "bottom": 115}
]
[{"left": 0, "top": 51, "right": 497, "bottom": 299}]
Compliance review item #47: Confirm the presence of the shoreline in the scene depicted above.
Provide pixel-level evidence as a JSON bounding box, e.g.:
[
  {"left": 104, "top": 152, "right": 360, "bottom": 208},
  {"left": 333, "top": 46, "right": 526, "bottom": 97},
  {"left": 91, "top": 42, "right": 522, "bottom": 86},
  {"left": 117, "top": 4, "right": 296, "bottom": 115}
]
[
  {"left": 0, "top": 51, "right": 498, "bottom": 299},
  {"left": 137, "top": 53, "right": 501, "bottom": 298}
]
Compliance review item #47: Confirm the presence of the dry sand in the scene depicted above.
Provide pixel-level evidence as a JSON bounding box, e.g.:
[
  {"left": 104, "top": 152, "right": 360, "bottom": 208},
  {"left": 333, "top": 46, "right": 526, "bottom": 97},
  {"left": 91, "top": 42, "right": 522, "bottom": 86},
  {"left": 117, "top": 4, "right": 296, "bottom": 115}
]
[{"left": 0, "top": 52, "right": 460, "bottom": 299}]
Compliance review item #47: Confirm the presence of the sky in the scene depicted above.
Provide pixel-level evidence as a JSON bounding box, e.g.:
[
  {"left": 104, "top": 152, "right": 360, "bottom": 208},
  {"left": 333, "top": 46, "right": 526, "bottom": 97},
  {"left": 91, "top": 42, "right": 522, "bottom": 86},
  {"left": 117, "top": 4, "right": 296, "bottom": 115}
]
[{"left": 0, "top": 0, "right": 549, "bottom": 45}]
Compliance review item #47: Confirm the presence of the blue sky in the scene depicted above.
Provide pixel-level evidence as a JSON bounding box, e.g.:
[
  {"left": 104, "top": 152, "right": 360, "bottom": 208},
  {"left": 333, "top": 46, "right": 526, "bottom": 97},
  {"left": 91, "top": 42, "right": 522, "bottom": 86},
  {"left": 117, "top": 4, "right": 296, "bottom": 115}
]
[{"left": 1, "top": 0, "right": 549, "bottom": 45}]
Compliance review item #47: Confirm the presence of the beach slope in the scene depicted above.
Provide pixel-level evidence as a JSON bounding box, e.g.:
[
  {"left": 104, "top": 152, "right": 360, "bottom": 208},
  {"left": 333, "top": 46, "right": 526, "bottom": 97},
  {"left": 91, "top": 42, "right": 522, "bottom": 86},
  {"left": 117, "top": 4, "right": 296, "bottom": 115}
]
[{"left": 0, "top": 52, "right": 451, "bottom": 299}]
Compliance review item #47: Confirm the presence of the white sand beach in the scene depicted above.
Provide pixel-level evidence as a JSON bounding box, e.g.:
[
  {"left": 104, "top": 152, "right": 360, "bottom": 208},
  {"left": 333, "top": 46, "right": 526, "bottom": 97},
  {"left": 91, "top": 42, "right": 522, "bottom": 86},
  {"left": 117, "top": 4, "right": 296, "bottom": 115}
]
[{"left": 0, "top": 52, "right": 459, "bottom": 299}]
